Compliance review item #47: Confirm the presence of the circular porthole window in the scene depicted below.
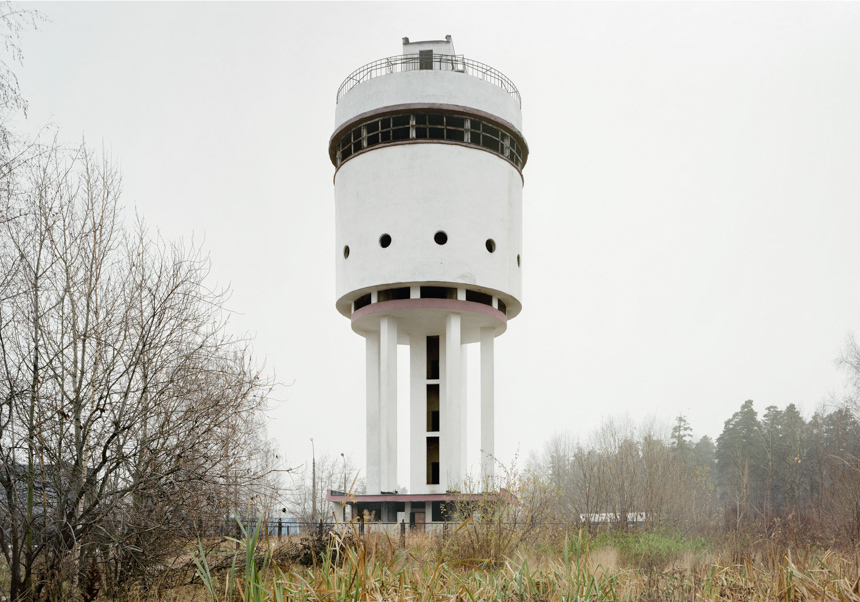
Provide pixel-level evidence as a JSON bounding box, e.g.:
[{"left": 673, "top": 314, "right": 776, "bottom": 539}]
[
  {"left": 343, "top": 245, "right": 350, "bottom": 259},
  {"left": 485, "top": 239, "right": 496, "bottom": 253},
  {"left": 379, "top": 234, "right": 392, "bottom": 248},
  {"left": 434, "top": 231, "right": 448, "bottom": 245},
  {"left": 517, "top": 254, "right": 521, "bottom": 267}
]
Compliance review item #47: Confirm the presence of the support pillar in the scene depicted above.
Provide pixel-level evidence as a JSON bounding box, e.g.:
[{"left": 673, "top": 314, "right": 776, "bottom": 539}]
[
  {"left": 480, "top": 327, "right": 495, "bottom": 489},
  {"left": 409, "top": 334, "right": 426, "bottom": 493},
  {"left": 444, "top": 313, "right": 462, "bottom": 488},
  {"left": 365, "top": 331, "right": 380, "bottom": 494},
  {"left": 379, "top": 316, "right": 398, "bottom": 493},
  {"left": 460, "top": 342, "right": 468, "bottom": 477}
]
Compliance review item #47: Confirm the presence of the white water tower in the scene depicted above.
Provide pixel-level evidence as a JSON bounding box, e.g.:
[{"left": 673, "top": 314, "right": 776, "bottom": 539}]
[{"left": 328, "top": 36, "right": 527, "bottom": 523}]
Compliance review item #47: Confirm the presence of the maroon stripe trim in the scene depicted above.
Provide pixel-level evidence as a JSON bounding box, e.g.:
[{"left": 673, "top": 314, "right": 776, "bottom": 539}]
[{"left": 327, "top": 491, "right": 516, "bottom": 503}]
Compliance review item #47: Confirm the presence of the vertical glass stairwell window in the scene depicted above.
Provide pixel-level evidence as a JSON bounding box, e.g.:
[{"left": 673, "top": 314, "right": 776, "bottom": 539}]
[
  {"left": 426, "top": 385, "right": 440, "bottom": 432},
  {"left": 427, "top": 437, "right": 440, "bottom": 485},
  {"left": 426, "top": 335, "right": 441, "bottom": 485},
  {"left": 426, "top": 336, "right": 440, "bottom": 379}
]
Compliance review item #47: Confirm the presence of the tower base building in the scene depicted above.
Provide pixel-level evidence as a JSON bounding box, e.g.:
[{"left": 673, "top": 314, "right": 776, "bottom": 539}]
[{"left": 327, "top": 36, "right": 527, "bottom": 524}]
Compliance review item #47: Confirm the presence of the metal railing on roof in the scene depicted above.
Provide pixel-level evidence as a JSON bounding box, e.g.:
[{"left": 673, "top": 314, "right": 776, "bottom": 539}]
[{"left": 336, "top": 53, "right": 521, "bottom": 109}]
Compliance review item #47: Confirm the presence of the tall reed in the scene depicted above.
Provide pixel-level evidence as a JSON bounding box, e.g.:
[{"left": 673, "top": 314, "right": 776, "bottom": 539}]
[{"left": 188, "top": 519, "right": 860, "bottom": 602}]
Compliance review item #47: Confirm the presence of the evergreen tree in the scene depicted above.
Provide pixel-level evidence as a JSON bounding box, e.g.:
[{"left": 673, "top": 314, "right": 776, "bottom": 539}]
[
  {"left": 670, "top": 414, "right": 693, "bottom": 454},
  {"left": 760, "top": 405, "right": 783, "bottom": 514},
  {"left": 779, "top": 404, "right": 807, "bottom": 509},
  {"left": 716, "top": 400, "right": 763, "bottom": 526},
  {"left": 692, "top": 435, "right": 716, "bottom": 470},
  {"left": 805, "top": 410, "right": 827, "bottom": 507}
]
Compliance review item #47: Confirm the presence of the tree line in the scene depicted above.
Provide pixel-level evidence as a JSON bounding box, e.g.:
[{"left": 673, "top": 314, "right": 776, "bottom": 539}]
[
  {"left": 531, "top": 390, "right": 860, "bottom": 547},
  {"left": 715, "top": 399, "right": 860, "bottom": 542}
]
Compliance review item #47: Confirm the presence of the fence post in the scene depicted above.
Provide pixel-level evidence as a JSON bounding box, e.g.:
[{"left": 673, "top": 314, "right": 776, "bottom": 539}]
[
  {"left": 400, "top": 520, "right": 405, "bottom": 547},
  {"left": 359, "top": 514, "right": 364, "bottom": 536},
  {"left": 277, "top": 518, "right": 282, "bottom": 539},
  {"left": 318, "top": 518, "right": 323, "bottom": 537}
]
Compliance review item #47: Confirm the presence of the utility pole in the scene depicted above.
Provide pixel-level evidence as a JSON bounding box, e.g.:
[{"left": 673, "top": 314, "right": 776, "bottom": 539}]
[
  {"left": 341, "top": 452, "right": 347, "bottom": 520},
  {"left": 310, "top": 438, "right": 316, "bottom": 524}
]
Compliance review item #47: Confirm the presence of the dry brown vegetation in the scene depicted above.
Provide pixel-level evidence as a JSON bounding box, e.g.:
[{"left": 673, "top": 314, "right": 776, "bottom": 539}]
[{"left": 94, "top": 520, "right": 860, "bottom": 602}]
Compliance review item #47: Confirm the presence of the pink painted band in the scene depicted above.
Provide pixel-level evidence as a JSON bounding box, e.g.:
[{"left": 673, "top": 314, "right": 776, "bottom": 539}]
[{"left": 326, "top": 490, "right": 516, "bottom": 503}]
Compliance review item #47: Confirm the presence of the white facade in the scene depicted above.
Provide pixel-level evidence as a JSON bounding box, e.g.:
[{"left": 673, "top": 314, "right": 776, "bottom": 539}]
[
  {"left": 333, "top": 144, "right": 523, "bottom": 319},
  {"left": 334, "top": 69, "right": 523, "bottom": 134},
  {"left": 331, "top": 37, "right": 526, "bottom": 496}
]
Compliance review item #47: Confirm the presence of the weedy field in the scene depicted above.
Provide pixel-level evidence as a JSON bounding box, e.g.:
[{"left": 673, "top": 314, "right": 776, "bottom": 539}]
[{"left": 113, "top": 520, "right": 860, "bottom": 602}]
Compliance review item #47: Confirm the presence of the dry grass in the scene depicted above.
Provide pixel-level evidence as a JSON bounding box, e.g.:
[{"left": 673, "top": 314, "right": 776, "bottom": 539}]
[
  {"left": 109, "top": 523, "right": 860, "bottom": 602},
  {"left": 588, "top": 546, "right": 621, "bottom": 575}
]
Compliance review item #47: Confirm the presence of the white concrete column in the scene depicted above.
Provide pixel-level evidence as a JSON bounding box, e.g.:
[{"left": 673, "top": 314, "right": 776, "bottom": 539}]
[
  {"left": 480, "top": 327, "right": 495, "bottom": 489},
  {"left": 379, "top": 316, "right": 398, "bottom": 493},
  {"left": 438, "top": 335, "right": 447, "bottom": 491},
  {"left": 365, "top": 331, "right": 380, "bottom": 494},
  {"left": 444, "top": 313, "right": 462, "bottom": 488},
  {"left": 459, "top": 342, "right": 468, "bottom": 479},
  {"left": 409, "top": 334, "right": 426, "bottom": 494}
]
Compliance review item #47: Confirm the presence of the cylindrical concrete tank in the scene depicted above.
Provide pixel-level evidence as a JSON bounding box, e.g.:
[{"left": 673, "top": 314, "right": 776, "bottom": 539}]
[
  {"left": 330, "top": 37, "right": 527, "bottom": 326},
  {"left": 331, "top": 37, "right": 526, "bottom": 497}
]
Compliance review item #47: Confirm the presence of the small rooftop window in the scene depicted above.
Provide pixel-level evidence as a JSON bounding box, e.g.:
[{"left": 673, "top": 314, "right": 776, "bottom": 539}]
[{"left": 419, "top": 50, "right": 433, "bottom": 70}]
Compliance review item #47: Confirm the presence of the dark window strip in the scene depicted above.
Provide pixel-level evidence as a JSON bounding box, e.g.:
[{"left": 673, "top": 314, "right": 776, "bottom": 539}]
[
  {"left": 336, "top": 112, "right": 524, "bottom": 169},
  {"left": 353, "top": 286, "right": 509, "bottom": 316}
]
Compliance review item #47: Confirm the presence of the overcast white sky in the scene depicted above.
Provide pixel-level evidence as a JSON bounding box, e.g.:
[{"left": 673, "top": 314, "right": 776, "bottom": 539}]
[{"left": 12, "top": 2, "right": 860, "bottom": 486}]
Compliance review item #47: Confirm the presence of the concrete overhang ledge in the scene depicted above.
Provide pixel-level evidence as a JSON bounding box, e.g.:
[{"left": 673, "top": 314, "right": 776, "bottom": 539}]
[{"left": 326, "top": 489, "right": 516, "bottom": 504}]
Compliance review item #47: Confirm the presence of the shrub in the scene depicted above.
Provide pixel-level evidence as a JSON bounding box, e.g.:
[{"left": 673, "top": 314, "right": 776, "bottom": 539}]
[{"left": 592, "top": 528, "right": 711, "bottom": 570}]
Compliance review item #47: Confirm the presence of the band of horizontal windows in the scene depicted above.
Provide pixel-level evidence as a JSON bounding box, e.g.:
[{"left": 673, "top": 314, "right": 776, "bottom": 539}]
[
  {"left": 351, "top": 297, "right": 507, "bottom": 325},
  {"left": 329, "top": 110, "right": 527, "bottom": 171},
  {"left": 353, "top": 286, "right": 508, "bottom": 317}
]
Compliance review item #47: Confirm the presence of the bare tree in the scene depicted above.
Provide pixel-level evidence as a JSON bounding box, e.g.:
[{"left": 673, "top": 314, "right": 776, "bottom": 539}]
[
  {"left": 0, "top": 143, "right": 281, "bottom": 600},
  {"left": 533, "top": 433, "right": 578, "bottom": 519},
  {"left": 287, "top": 452, "right": 361, "bottom": 525},
  {"left": 534, "top": 433, "right": 608, "bottom": 526},
  {"left": 593, "top": 416, "right": 642, "bottom": 528},
  {"left": 0, "top": 3, "right": 42, "bottom": 189},
  {"left": 570, "top": 445, "right": 607, "bottom": 525},
  {"left": 534, "top": 417, "right": 719, "bottom": 532}
]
